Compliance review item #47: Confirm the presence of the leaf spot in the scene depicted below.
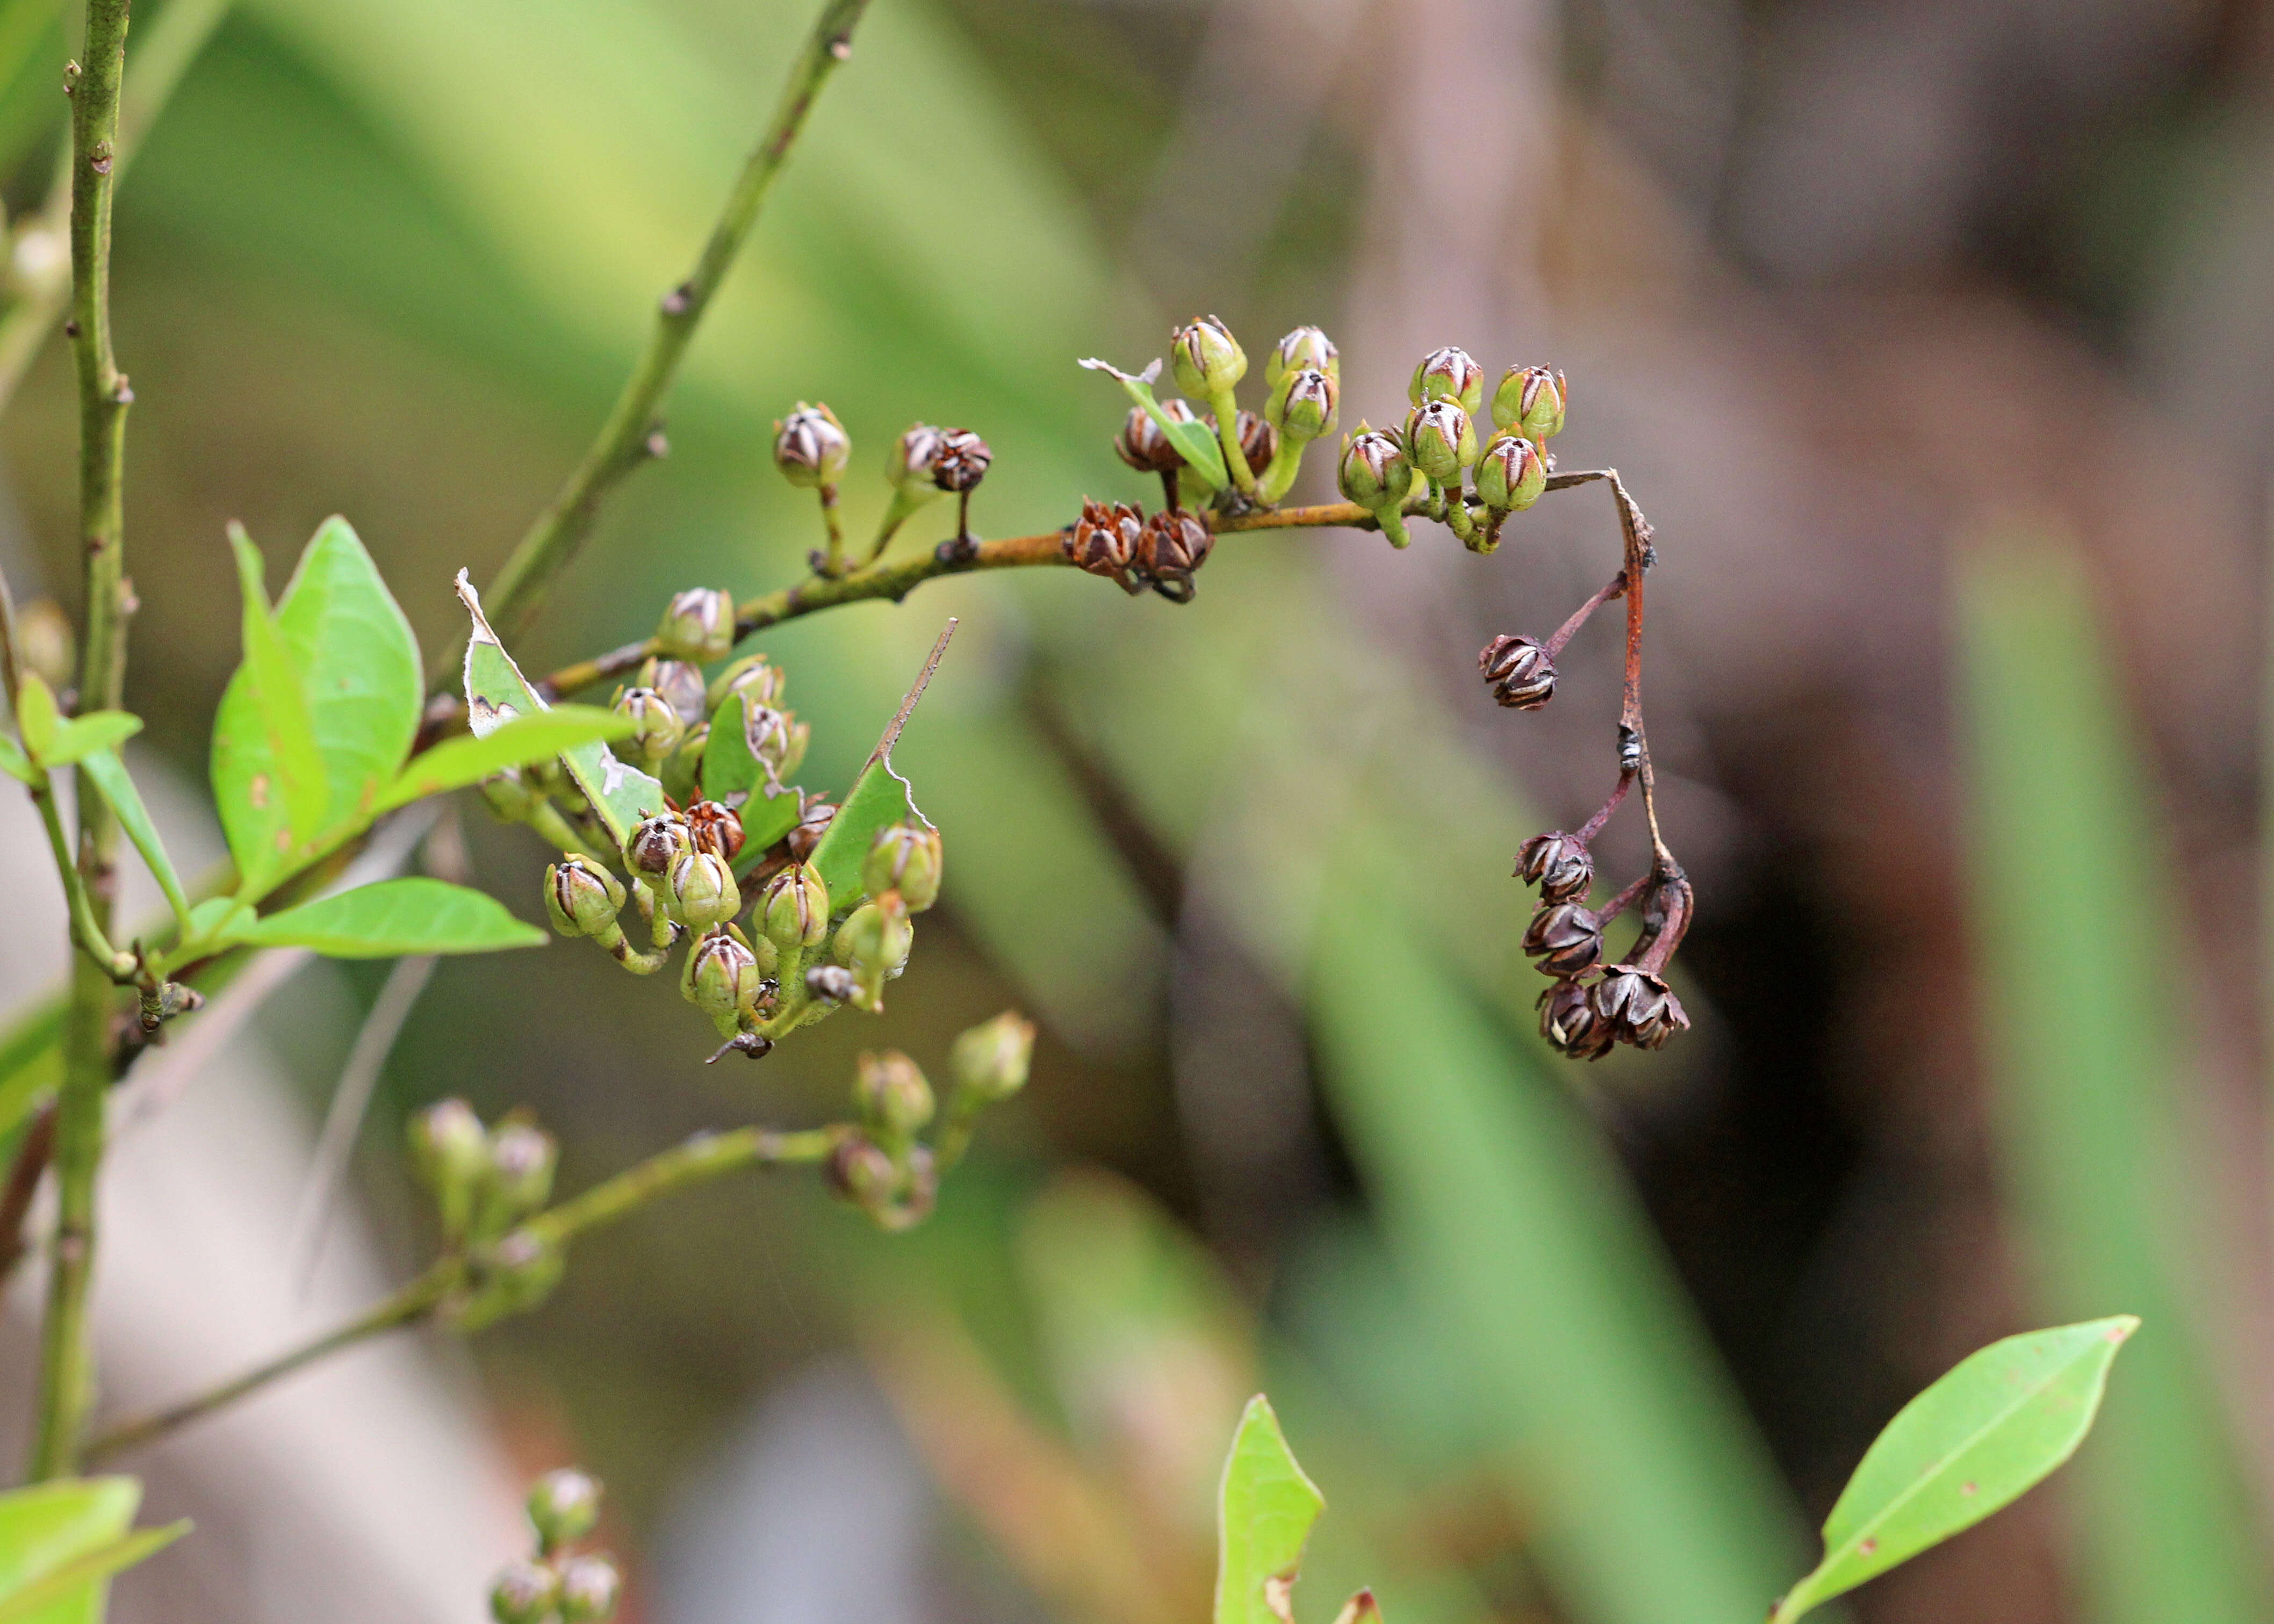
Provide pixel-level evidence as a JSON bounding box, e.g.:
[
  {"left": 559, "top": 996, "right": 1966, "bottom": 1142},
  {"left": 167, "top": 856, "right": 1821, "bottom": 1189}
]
[
  {"left": 1858, "top": 1538, "right": 1877, "bottom": 1556},
  {"left": 1961, "top": 1481, "right": 1977, "bottom": 1496},
  {"left": 249, "top": 773, "right": 269, "bottom": 810}
]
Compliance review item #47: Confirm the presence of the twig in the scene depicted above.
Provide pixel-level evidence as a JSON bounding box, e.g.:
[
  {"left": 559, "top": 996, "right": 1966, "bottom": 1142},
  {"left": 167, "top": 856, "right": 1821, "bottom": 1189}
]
[
  {"left": 463, "top": 0, "right": 875, "bottom": 661},
  {"left": 0, "top": 1103, "right": 57, "bottom": 1285},
  {"left": 86, "top": 1123, "right": 838, "bottom": 1460},
  {"left": 30, "top": 0, "right": 137, "bottom": 1484}
]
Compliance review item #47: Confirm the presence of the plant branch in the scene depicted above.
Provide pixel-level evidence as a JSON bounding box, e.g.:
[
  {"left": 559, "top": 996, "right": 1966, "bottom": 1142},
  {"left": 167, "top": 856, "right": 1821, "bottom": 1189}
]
[
  {"left": 30, "top": 0, "right": 136, "bottom": 1483},
  {"left": 84, "top": 1122, "right": 839, "bottom": 1460},
  {"left": 463, "top": 0, "right": 874, "bottom": 661}
]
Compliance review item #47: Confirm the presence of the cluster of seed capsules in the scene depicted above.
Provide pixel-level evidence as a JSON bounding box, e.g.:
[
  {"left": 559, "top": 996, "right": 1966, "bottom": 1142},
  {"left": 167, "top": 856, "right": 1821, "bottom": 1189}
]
[
  {"left": 403, "top": 1096, "right": 570, "bottom": 1324},
  {"left": 489, "top": 1470, "right": 621, "bottom": 1624},
  {"left": 1511, "top": 824, "right": 1693, "bottom": 1059},
  {"left": 772, "top": 401, "right": 994, "bottom": 569}
]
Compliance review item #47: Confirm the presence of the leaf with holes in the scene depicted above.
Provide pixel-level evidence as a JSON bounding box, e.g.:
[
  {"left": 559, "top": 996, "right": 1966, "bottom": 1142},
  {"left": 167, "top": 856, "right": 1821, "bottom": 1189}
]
[
  {"left": 374, "top": 706, "right": 633, "bottom": 815},
  {"left": 699, "top": 692, "right": 803, "bottom": 871},
  {"left": 228, "top": 877, "right": 545, "bottom": 958},
  {"left": 1215, "top": 1395, "right": 1325, "bottom": 1624},
  {"left": 1080, "top": 357, "right": 1226, "bottom": 489},
  {"left": 1773, "top": 1316, "right": 2139, "bottom": 1621}
]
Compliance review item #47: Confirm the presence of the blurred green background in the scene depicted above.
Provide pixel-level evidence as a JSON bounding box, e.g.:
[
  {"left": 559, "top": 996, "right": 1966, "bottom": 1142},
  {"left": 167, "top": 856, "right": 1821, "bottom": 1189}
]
[{"left": 6, "top": 1, "right": 2274, "bottom": 1621}]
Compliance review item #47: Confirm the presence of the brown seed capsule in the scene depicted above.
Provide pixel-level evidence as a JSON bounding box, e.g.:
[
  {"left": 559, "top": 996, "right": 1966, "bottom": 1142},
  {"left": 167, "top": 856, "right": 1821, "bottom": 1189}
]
[
  {"left": 1064, "top": 497, "right": 1146, "bottom": 591},
  {"left": 644, "top": 659, "right": 711, "bottom": 726},
  {"left": 1592, "top": 964, "right": 1690, "bottom": 1049},
  {"left": 1207, "top": 409, "right": 1277, "bottom": 474},
  {"left": 825, "top": 1134, "right": 898, "bottom": 1208},
  {"left": 931, "top": 428, "right": 991, "bottom": 492},
  {"left": 685, "top": 800, "right": 746, "bottom": 863},
  {"left": 786, "top": 795, "right": 836, "bottom": 863},
  {"left": 1136, "top": 508, "right": 1214, "bottom": 601},
  {"left": 1114, "top": 400, "right": 1197, "bottom": 474},
  {"left": 1515, "top": 831, "right": 1593, "bottom": 902},
  {"left": 625, "top": 811, "right": 690, "bottom": 877},
  {"left": 1537, "top": 978, "right": 1615, "bottom": 1060},
  {"left": 1479, "top": 633, "right": 1556, "bottom": 710},
  {"left": 1522, "top": 901, "right": 1603, "bottom": 977},
  {"left": 805, "top": 963, "right": 858, "bottom": 1004}
]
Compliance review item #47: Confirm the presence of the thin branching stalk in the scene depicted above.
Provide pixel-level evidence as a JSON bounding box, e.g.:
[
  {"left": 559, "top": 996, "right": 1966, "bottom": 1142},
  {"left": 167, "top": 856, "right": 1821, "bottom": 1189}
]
[
  {"left": 466, "top": 0, "right": 874, "bottom": 659},
  {"left": 30, "top": 0, "right": 136, "bottom": 1482}
]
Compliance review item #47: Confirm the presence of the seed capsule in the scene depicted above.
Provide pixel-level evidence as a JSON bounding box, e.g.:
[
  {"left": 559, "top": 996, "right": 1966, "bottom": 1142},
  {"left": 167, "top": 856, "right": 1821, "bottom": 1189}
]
[
  {"left": 483, "top": 1121, "right": 558, "bottom": 1232},
  {"left": 1491, "top": 365, "right": 1566, "bottom": 439},
  {"left": 708, "top": 653, "right": 785, "bottom": 713},
  {"left": 1266, "top": 366, "right": 1337, "bottom": 442},
  {"left": 527, "top": 1468, "right": 602, "bottom": 1551},
  {"left": 773, "top": 401, "right": 849, "bottom": 488},
  {"left": 624, "top": 811, "right": 691, "bottom": 878},
  {"left": 863, "top": 821, "right": 943, "bottom": 911},
  {"left": 1479, "top": 634, "right": 1556, "bottom": 710},
  {"left": 1411, "top": 346, "right": 1485, "bottom": 412},
  {"left": 1522, "top": 901, "right": 1604, "bottom": 977},
  {"left": 642, "top": 658, "right": 710, "bottom": 725},
  {"left": 1474, "top": 434, "right": 1547, "bottom": 512},
  {"left": 1170, "top": 315, "right": 1247, "bottom": 396},
  {"left": 786, "top": 796, "right": 836, "bottom": 863},
  {"left": 888, "top": 422, "right": 948, "bottom": 490},
  {"left": 545, "top": 856, "right": 625, "bottom": 939},
  {"left": 1114, "top": 400, "right": 1196, "bottom": 474},
  {"left": 1268, "top": 324, "right": 1339, "bottom": 388},
  {"left": 558, "top": 1555, "right": 622, "bottom": 1624},
  {"left": 805, "top": 963, "right": 858, "bottom": 1004},
  {"left": 668, "top": 851, "right": 740, "bottom": 930},
  {"left": 1537, "top": 979, "right": 1614, "bottom": 1060},
  {"left": 1514, "top": 832, "right": 1592, "bottom": 902},
  {"left": 611, "top": 685, "right": 683, "bottom": 763},
  {"left": 684, "top": 800, "right": 746, "bottom": 863},
  {"left": 760, "top": 863, "right": 830, "bottom": 949},
  {"left": 1593, "top": 964, "right": 1689, "bottom": 1049},
  {"left": 742, "top": 702, "right": 806, "bottom": 784},
  {"left": 1338, "top": 424, "right": 1414, "bottom": 509},
  {"left": 949, "top": 1011, "right": 1035, "bottom": 1103},
  {"left": 682, "top": 927, "right": 762, "bottom": 1027},
  {"left": 1064, "top": 498, "right": 1146, "bottom": 590},
  {"left": 930, "top": 428, "right": 991, "bottom": 493},
  {"left": 656, "top": 587, "right": 734, "bottom": 663},
  {"left": 490, "top": 1560, "right": 560, "bottom": 1624},
  {"left": 1211, "top": 408, "right": 1277, "bottom": 473},
  {"left": 826, "top": 1135, "right": 899, "bottom": 1209},
  {"left": 1403, "top": 399, "right": 1476, "bottom": 481},
  {"left": 855, "top": 1049, "right": 935, "bottom": 1142},
  {"left": 1136, "top": 508, "right": 1214, "bottom": 600},
  {"left": 407, "top": 1098, "right": 490, "bottom": 1239}
]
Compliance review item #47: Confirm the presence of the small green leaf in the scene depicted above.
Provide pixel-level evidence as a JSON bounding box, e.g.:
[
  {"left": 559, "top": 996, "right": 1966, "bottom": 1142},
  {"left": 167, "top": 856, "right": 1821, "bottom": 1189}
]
[
  {"left": 699, "top": 694, "right": 802, "bottom": 873},
  {"left": 236, "top": 877, "right": 546, "bottom": 957},
  {"left": 13, "top": 670, "right": 57, "bottom": 761},
  {"left": 1773, "top": 1316, "right": 2139, "bottom": 1621},
  {"left": 213, "top": 526, "right": 327, "bottom": 889},
  {"left": 1080, "top": 357, "right": 1227, "bottom": 488},
  {"left": 75, "top": 748, "right": 193, "bottom": 936},
  {"left": 0, "top": 1476, "right": 139, "bottom": 1624},
  {"left": 457, "top": 572, "right": 666, "bottom": 847},
  {"left": 1215, "top": 1395, "right": 1325, "bottom": 1624},
  {"left": 0, "top": 736, "right": 32, "bottom": 784},
  {"left": 0, "top": 1522, "right": 189, "bottom": 1624},
  {"left": 805, "top": 625, "right": 953, "bottom": 908},
  {"left": 374, "top": 706, "right": 633, "bottom": 814},
  {"left": 37, "top": 711, "right": 140, "bottom": 767}
]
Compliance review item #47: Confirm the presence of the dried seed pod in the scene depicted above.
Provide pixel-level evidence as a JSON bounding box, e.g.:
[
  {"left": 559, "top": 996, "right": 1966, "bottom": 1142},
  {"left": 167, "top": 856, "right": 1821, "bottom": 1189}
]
[
  {"left": 1064, "top": 497, "right": 1146, "bottom": 590},
  {"left": 930, "top": 428, "right": 991, "bottom": 492},
  {"left": 1491, "top": 364, "right": 1566, "bottom": 439},
  {"left": 1268, "top": 324, "right": 1339, "bottom": 388},
  {"left": 1514, "top": 831, "right": 1593, "bottom": 903},
  {"left": 1210, "top": 408, "right": 1277, "bottom": 473},
  {"left": 1410, "top": 345, "right": 1484, "bottom": 413},
  {"left": 545, "top": 856, "right": 625, "bottom": 938},
  {"left": 786, "top": 795, "right": 836, "bottom": 863},
  {"left": 1592, "top": 964, "right": 1690, "bottom": 1049},
  {"left": 1479, "top": 634, "right": 1556, "bottom": 710},
  {"left": 1537, "top": 978, "right": 1615, "bottom": 1060},
  {"left": 1136, "top": 508, "right": 1214, "bottom": 601},
  {"left": 1114, "top": 400, "right": 1197, "bottom": 473},
  {"left": 685, "top": 799, "right": 745, "bottom": 863},
  {"left": 624, "top": 811, "right": 692, "bottom": 878},
  {"left": 1404, "top": 399, "right": 1476, "bottom": 480},
  {"left": 1522, "top": 901, "right": 1603, "bottom": 977},
  {"left": 656, "top": 587, "right": 733, "bottom": 663},
  {"left": 1474, "top": 434, "right": 1547, "bottom": 512},
  {"left": 773, "top": 401, "right": 849, "bottom": 488},
  {"left": 804, "top": 963, "right": 858, "bottom": 1005},
  {"left": 888, "top": 423, "right": 948, "bottom": 490},
  {"left": 1170, "top": 315, "right": 1246, "bottom": 396}
]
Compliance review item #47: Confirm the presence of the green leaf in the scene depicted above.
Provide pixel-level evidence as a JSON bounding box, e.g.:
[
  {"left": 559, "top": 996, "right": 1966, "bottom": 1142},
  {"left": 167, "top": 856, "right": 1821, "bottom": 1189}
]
[
  {"left": 274, "top": 517, "right": 423, "bottom": 827},
  {"left": 235, "top": 877, "right": 545, "bottom": 957},
  {"left": 807, "top": 628, "right": 952, "bottom": 910},
  {"left": 373, "top": 705, "right": 633, "bottom": 814},
  {"left": 37, "top": 712, "right": 141, "bottom": 767},
  {"left": 212, "top": 525, "right": 328, "bottom": 890},
  {"left": 0, "top": 1524, "right": 189, "bottom": 1624},
  {"left": 0, "top": 735, "right": 32, "bottom": 784},
  {"left": 1774, "top": 1316, "right": 2139, "bottom": 1621},
  {"left": 0, "top": 1476, "right": 139, "bottom": 1624},
  {"left": 457, "top": 572, "right": 666, "bottom": 847},
  {"left": 1215, "top": 1395, "right": 1326, "bottom": 1624},
  {"left": 13, "top": 670, "right": 57, "bottom": 761},
  {"left": 1080, "top": 357, "right": 1226, "bottom": 489},
  {"left": 700, "top": 694, "right": 803, "bottom": 873},
  {"left": 74, "top": 749, "right": 193, "bottom": 936}
]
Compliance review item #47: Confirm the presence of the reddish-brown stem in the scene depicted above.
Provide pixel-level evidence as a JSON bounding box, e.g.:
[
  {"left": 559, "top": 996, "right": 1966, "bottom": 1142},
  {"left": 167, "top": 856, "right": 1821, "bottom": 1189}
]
[
  {"left": 0, "top": 1102, "right": 57, "bottom": 1286},
  {"left": 1630, "top": 863, "right": 1694, "bottom": 973},
  {"left": 1574, "top": 772, "right": 1633, "bottom": 846},
  {"left": 1544, "top": 569, "right": 1628, "bottom": 661},
  {"left": 1595, "top": 872, "right": 1651, "bottom": 927}
]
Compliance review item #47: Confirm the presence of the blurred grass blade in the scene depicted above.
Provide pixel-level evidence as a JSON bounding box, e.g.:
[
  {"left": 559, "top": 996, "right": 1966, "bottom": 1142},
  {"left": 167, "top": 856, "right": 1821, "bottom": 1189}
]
[
  {"left": 1956, "top": 529, "right": 2274, "bottom": 1623},
  {"left": 1310, "top": 900, "right": 1811, "bottom": 1624},
  {"left": 1773, "top": 1317, "right": 2138, "bottom": 1621}
]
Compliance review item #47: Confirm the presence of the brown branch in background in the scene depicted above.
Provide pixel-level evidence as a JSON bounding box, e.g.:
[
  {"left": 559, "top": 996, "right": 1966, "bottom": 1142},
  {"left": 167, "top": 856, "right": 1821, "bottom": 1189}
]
[{"left": 0, "top": 1103, "right": 57, "bottom": 1286}]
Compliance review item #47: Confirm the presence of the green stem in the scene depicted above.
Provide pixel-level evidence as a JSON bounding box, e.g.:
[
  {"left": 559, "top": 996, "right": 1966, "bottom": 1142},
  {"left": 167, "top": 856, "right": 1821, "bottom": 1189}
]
[
  {"left": 30, "top": 0, "right": 135, "bottom": 1484},
  {"left": 462, "top": 0, "right": 874, "bottom": 661},
  {"left": 84, "top": 1124, "right": 838, "bottom": 1460},
  {"left": 816, "top": 482, "right": 844, "bottom": 575},
  {"left": 30, "top": 773, "right": 133, "bottom": 979},
  {"left": 1255, "top": 434, "right": 1309, "bottom": 505},
  {"left": 1208, "top": 388, "right": 1256, "bottom": 496}
]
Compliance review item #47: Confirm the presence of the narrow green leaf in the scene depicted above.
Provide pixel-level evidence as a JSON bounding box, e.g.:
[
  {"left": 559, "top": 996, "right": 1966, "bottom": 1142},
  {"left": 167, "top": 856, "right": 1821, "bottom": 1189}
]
[
  {"left": 1775, "top": 1317, "right": 2139, "bottom": 1621},
  {"left": 75, "top": 748, "right": 193, "bottom": 936},
  {"left": 456, "top": 572, "right": 666, "bottom": 847},
  {"left": 0, "top": 1522, "right": 189, "bottom": 1624},
  {"left": 0, "top": 735, "right": 32, "bottom": 784},
  {"left": 38, "top": 712, "right": 140, "bottom": 767},
  {"left": 236, "top": 877, "right": 545, "bottom": 957},
  {"left": 807, "top": 627, "right": 952, "bottom": 909},
  {"left": 373, "top": 706, "right": 633, "bottom": 814},
  {"left": 1080, "top": 357, "right": 1226, "bottom": 488},
  {"left": 0, "top": 1477, "right": 138, "bottom": 1623},
  {"left": 13, "top": 670, "right": 57, "bottom": 761},
  {"left": 700, "top": 694, "right": 803, "bottom": 874},
  {"left": 1215, "top": 1395, "right": 1326, "bottom": 1624},
  {"left": 214, "top": 525, "right": 327, "bottom": 887},
  {"left": 0, "top": 998, "right": 61, "bottom": 1146}
]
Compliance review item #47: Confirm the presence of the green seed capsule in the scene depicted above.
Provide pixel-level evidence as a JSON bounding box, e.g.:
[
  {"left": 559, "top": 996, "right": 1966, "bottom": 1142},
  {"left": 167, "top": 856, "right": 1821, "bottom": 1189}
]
[{"left": 862, "top": 822, "right": 943, "bottom": 911}]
